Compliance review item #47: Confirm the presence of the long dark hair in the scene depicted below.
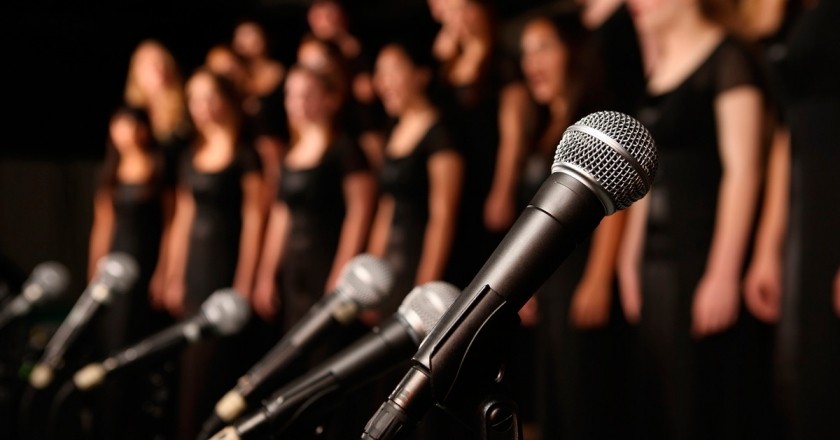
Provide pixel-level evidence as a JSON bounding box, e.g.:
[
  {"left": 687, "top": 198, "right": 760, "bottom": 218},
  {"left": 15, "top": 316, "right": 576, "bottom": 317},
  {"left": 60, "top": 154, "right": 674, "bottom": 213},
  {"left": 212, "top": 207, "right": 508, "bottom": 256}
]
[{"left": 99, "top": 105, "right": 162, "bottom": 191}]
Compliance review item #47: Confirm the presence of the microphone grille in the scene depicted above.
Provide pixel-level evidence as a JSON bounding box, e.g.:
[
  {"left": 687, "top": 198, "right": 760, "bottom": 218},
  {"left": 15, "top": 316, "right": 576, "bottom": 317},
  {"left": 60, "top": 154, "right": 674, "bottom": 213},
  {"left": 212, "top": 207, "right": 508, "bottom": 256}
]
[
  {"left": 398, "top": 282, "right": 460, "bottom": 340},
  {"left": 338, "top": 254, "right": 394, "bottom": 308},
  {"left": 201, "top": 289, "right": 251, "bottom": 336},
  {"left": 96, "top": 252, "right": 140, "bottom": 292},
  {"left": 27, "top": 262, "right": 70, "bottom": 302},
  {"left": 552, "top": 111, "right": 658, "bottom": 213}
]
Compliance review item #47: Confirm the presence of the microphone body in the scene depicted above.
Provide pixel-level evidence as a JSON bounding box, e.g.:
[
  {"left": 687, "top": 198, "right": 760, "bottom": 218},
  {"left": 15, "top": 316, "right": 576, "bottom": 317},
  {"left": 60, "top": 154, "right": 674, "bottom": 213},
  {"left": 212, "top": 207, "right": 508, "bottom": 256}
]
[
  {"left": 0, "top": 261, "right": 69, "bottom": 330},
  {"left": 363, "top": 111, "right": 659, "bottom": 439},
  {"left": 212, "top": 282, "right": 461, "bottom": 440},
  {"left": 73, "top": 288, "right": 250, "bottom": 391},
  {"left": 30, "top": 253, "right": 138, "bottom": 389},
  {"left": 212, "top": 254, "right": 393, "bottom": 425}
]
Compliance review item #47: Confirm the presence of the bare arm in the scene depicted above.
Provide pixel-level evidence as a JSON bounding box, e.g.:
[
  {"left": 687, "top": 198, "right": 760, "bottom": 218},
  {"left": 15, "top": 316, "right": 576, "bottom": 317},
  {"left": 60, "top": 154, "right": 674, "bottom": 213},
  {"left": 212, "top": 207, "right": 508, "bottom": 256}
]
[
  {"left": 149, "top": 188, "right": 176, "bottom": 309},
  {"left": 326, "top": 171, "right": 377, "bottom": 292},
  {"left": 88, "top": 189, "right": 114, "bottom": 281},
  {"left": 415, "top": 150, "right": 464, "bottom": 284},
  {"left": 616, "top": 195, "right": 650, "bottom": 324},
  {"left": 367, "top": 197, "right": 394, "bottom": 258},
  {"left": 252, "top": 201, "right": 290, "bottom": 321},
  {"left": 484, "top": 81, "right": 531, "bottom": 232},
  {"left": 692, "top": 86, "right": 763, "bottom": 337},
  {"left": 744, "top": 127, "right": 790, "bottom": 322},
  {"left": 164, "top": 185, "right": 195, "bottom": 317},
  {"left": 570, "top": 210, "right": 627, "bottom": 328},
  {"left": 233, "top": 172, "right": 265, "bottom": 298}
]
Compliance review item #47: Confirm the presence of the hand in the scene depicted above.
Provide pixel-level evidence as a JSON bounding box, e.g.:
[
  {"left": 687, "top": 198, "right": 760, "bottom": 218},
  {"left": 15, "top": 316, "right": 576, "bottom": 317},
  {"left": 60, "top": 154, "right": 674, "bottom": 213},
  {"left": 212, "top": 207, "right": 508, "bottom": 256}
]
[
  {"left": 833, "top": 267, "right": 840, "bottom": 319},
  {"left": 569, "top": 277, "right": 612, "bottom": 329},
  {"left": 359, "top": 309, "right": 383, "bottom": 328},
  {"left": 483, "top": 189, "right": 516, "bottom": 232},
  {"left": 163, "top": 280, "right": 185, "bottom": 319},
  {"left": 148, "top": 269, "right": 167, "bottom": 311},
  {"left": 691, "top": 271, "right": 741, "bottom": 338},
  {"left": 518, "top": 296, "right": 539, "bottom": 327},
  {"left": 742, "top": 253, "right": 782, "bottom": 323},
  {"left": 252, "top": 278, "right": 279, "bottom": 322},
  {"left": 617, "top": 265, "right": 642, "bottom": 324}
]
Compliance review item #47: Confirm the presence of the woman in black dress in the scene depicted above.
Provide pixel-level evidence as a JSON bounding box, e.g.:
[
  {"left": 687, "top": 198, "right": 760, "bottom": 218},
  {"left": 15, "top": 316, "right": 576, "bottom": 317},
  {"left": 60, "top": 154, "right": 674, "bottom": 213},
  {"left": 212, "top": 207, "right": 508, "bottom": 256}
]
[
  {"left": 86, "top": 105, "right": 173, "bottom": 439},
  {"left": 742, "top": 1, "right": 840, "bottom": 437},
  {"left": 251, "top": 64, "right": 376, "bottom": 332},
  {"left": 368, "top": 41, "right": 463, "bottom": 315},
  {"left": 164, "top": 68, "right": 264, "bottom": 440},
  {"left": 618, "top": 0, "right": 766, "bottom": 438},
  {"left": 516, "top": 13, "right": 632, "bottom": 440}
]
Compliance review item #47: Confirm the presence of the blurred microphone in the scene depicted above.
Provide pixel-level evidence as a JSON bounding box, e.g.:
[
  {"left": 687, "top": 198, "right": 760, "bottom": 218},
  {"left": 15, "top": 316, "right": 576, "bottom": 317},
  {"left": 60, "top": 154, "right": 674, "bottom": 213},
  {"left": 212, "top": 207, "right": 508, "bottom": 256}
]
[
  {"left": 29, "top": 253, "right": 139, "bottom": 389},
  {"left": 209, "top": 281, "right": 461, "bottom": 440},
  {"left": 0, "top": 261, "right": 70, "bottom": 331},
  {"left": 210, "top": 254, "right": 394, "bottom": 429},
  {"left": 72, "top": 288, "right": 250, "bottom": 391},
  {"left": 362, "top": 111, "right": 659, "bottom": 439}
]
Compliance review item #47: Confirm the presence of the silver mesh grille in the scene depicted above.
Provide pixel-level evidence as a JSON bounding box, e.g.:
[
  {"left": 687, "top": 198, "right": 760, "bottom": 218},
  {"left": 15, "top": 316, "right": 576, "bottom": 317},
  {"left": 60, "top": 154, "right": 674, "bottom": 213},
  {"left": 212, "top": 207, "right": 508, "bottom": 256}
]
[
  {"left": 552, "top": 111, "right": 658, "bottom": 212},
  {"left": 202, "top": 289, "right": 251, "bottom": 336},
  {"left": 398, "top": 281, "right": 460, "bottom": 340},
  {"left": 27, "top": 262, "right": 70, "bottom": 302},
  {"left": 96, "top": 253, "right": 139, "bottom": 292},
  {"left": 339, "top": 254, "right": 394, "bottom": 308}
]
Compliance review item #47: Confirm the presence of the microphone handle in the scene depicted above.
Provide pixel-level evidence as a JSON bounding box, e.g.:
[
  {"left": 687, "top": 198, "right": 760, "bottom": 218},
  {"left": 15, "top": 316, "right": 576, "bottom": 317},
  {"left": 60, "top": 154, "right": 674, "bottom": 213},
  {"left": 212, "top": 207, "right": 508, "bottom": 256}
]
[
  {"left": 41, "top": 284, "right": 107, "bottom": 369},
  {"left": 106, "top": 316, "right": 208, "bottom": 374},
  {"left": 236, "top": 316, "right": 416, "bottom": 439},
  {"left": 237, "top": 293, "right": 344, "bottom": 398},
  {"left": 0, "top": 295, "right": 29, "bottom": 330}
]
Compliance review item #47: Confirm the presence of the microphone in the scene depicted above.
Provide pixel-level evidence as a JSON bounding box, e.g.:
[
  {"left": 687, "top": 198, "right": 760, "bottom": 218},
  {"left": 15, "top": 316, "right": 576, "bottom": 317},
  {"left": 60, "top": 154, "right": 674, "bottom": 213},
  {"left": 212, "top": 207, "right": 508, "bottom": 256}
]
[
  {"left": 209, "top": 281, "right": 461, "bottom": 440},
  {"left": 29, "top": 252, "right": 139, "bottom": 389},
  {"left": 211, "top": 254, "right": 394, "bottom": 425},
  {"left": 362, "top": 111, "right": 659, "bottom": 439},
  {"left": 72, "top": 288, "right": 250, "bottom": 390},
  {"left": 0, "top": 261, "right": 70, "bottom": 331}
]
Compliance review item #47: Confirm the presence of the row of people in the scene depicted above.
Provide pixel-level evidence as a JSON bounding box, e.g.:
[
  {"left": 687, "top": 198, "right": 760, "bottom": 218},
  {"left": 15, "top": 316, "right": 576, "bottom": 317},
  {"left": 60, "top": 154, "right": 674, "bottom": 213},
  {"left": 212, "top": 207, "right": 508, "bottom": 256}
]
[{"left": 79, "top": 0, "right": 840, "bottom": 439}]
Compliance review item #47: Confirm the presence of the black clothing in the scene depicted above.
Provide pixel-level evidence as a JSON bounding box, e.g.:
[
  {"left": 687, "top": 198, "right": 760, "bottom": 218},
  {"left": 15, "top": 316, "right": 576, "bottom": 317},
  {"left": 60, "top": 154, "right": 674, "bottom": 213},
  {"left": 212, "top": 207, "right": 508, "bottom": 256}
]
[
  {"left": 765, "top": 2, "right": 840, "bottom": 438},
  {"left": 176, "top": 145, "right": 261, "bottom": 440},
  {"left": 378, "top": 120, "right": 459, "bottom": 311},
  {"left": 276, "top": 135, "right": 369, "bottom": 333},
  {"left": 633, "top": 36, "right": 763, "bottom": 440}
]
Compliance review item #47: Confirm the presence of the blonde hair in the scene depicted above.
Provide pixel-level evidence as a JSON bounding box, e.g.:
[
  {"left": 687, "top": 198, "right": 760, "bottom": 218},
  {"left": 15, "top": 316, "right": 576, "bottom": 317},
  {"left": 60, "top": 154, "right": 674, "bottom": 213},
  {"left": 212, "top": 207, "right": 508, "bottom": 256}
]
[{"left": 124, "top": 39, "right": 187, "bottom": 142}]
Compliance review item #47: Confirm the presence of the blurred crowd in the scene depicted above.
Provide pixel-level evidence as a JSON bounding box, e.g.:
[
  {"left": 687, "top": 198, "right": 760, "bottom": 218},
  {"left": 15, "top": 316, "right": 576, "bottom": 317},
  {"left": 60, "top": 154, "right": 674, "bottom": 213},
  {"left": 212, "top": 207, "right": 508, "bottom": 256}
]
[{"left": 7, "top": 0, "right": 840, "bottom": 439}]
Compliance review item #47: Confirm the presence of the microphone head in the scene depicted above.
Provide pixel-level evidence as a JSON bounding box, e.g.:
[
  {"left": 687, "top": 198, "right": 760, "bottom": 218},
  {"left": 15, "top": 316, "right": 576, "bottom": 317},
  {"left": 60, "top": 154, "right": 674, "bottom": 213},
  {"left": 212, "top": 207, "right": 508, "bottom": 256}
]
[
  {"left": 552, "top": 111, "right": 658, "bottom": 214},
  {"left": 201, "top": 289, "right": 251, "bottom": 336},
  {"left": 95, "top": 252, "right": 140, "bottom": 293},
  {"left": 397, "top": 282, "right": 460, "bottom": 343},
  {"left": 337, "top": 254, "right": 394, "bottom": 309},
  {"left": 23, "top": 261, "right": 70, "bottom": 304}
]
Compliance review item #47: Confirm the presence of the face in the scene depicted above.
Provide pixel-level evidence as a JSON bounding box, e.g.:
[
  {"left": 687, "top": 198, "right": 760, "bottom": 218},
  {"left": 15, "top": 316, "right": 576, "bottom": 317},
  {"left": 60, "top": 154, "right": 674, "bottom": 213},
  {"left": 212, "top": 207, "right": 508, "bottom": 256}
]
[
  {"left": 133, "top": 43, "right": 170, "bottom": 93},
  {"left": 284, "top": 69, "right": 333, "bottom": 127},
  {"left": 627, "top": 0, "right": 692, "bottom": 32},
  {"left": 373, "top": 46, "right": 426, "bottom": 116},
  {"left": 297, "top": 40, "right": 332, "bottom": 72},
  {"left": 110, "top": 114, "right": 148, "bottom": 153},
  {"left": 520, "top": 19, "right": 569, "bottom": 104},
  {"left": 307, "top": 2, "right": 344, "bottom": 40},
  {"left": 206, "top": 47, "right": 247, "bottom": 87},
  {"left": 186, "top": 71, "right": 233, "bottom": 130},
  {"left": 232, "top": 22, "right": 266, "bottom": 58}
]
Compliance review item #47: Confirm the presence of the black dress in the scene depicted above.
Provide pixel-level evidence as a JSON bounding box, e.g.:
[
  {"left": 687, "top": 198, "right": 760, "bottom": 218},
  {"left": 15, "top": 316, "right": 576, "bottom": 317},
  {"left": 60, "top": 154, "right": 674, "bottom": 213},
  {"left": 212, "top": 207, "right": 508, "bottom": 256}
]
[
  {"left": 93, "top": 179, "right": 173, "bottom": 440},
  {"left": 176, "top": 145, "right": 261, "bottom": 440},
  {"left": 378, "top": 120, "right": 459, "bottom": 311},
  {"left": 276, "top": 135, "right": 370, "bottom": 333},
  {"left": 633, "top": 36, "right": 764, "bottom": 440},
  {"left": 765, "top": 2, "right": 840, "bottom": 438}
]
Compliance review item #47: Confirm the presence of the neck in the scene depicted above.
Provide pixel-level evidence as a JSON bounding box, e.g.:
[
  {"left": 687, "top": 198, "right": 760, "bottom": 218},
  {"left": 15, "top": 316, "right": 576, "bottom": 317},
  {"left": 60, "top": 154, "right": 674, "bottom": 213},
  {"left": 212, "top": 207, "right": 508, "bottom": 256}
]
[
  {"left": 296, "top": 122, "right": 332, "bottom": 144},
  {"left": 655, "top": 11, "right": 721, "bottom": 58},
  {"left": 401, "top": 95, "right": 434, "bottom": 120}
]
